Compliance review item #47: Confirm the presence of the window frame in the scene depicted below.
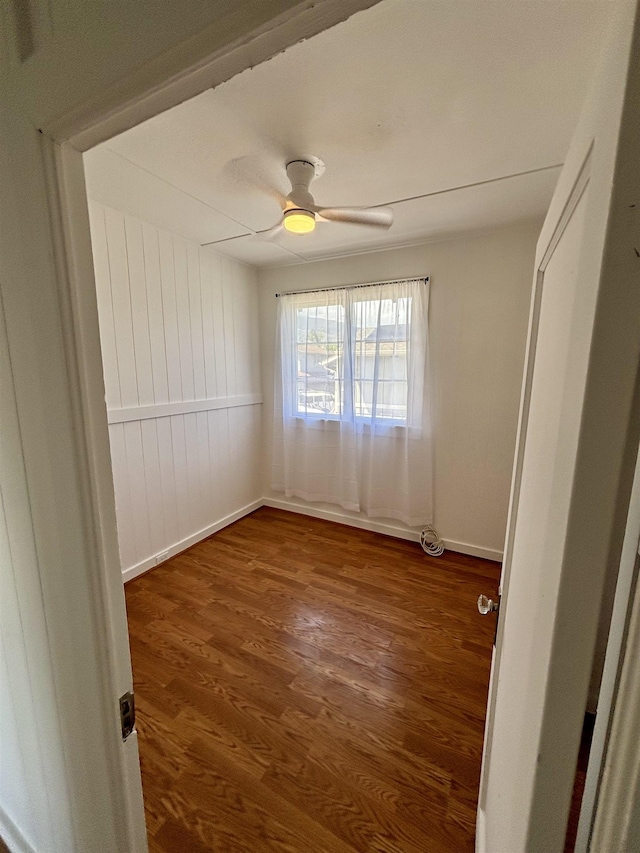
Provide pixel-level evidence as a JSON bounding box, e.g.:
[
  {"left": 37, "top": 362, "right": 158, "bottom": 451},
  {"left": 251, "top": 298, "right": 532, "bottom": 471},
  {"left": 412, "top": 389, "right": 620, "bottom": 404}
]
[{"left": 290, "top": 291, "right": 414, "bottom": 427}]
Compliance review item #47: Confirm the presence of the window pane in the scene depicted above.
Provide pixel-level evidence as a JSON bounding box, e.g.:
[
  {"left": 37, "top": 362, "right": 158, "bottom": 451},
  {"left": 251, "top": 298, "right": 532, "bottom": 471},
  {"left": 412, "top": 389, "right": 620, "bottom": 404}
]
[
  {"left": 374, "top": 379, "right": 408, "bottom": 420},
  {"left": 354, "top": 380, "right": 374, "bottom": 418},
  {"left": 351, "top": 296, "right": 411, "bottom": 424},
  {"left": 295, "top": 305, "right": 344, "bottom": 416}
]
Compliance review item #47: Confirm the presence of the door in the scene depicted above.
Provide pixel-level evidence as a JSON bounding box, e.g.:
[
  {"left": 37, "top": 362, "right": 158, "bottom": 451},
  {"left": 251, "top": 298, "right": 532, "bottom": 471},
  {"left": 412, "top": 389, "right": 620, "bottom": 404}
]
[{"left": 477, "top": 1, "right": 640, "bottom": 851}]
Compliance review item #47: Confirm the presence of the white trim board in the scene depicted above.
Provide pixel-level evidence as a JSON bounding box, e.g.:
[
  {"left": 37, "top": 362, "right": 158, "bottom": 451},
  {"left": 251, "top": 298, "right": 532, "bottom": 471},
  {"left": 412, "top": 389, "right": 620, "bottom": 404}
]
[
  {"left": 476, "top": 807, "right": 488, "bottom": 853},
  {"left": 108, "top": 393, "right": 262, "bottom": 424},
  {"left": 0, "top": 803, "right": 37, "bottom": 853},
  {"left": 121, "top": 496, "right": 503, "bottom": 581},
  {"left": 122, "top": 499, "right": 263, "bottom": 582},
  {"left": 263, "top": 498, "right": 503, "bottom": 562}
]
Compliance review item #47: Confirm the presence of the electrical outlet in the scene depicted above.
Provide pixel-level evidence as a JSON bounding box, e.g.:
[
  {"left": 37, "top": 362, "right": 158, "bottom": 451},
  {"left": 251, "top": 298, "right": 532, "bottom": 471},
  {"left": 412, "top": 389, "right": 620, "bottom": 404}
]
[{"left": 155, "top": 551, "right": 169, "bottom": 565}]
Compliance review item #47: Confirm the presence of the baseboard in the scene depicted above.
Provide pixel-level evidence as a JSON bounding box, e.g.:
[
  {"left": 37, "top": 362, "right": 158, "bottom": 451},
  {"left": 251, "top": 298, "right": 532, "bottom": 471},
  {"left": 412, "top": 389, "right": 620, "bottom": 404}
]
[
  {"left": 0, "top": 804, "right": 36, "bottom": 853},
  {"left": 263, "top": 497, "right": 423, "bottom": 542},
  {"left": 122, "top": 499, "right": 263, "bottom": 583},
  {"left": 121, "top": 497, "right": 502, "bottom": 581},
  {"left": 476, "top": 806, "right": 486, "bottom": 853},
  {"left": 262, "top": 498, "right": 503, "bottom": 562},
  {"left": 441, "top": 538, "right": 502, "bottom": 562}
]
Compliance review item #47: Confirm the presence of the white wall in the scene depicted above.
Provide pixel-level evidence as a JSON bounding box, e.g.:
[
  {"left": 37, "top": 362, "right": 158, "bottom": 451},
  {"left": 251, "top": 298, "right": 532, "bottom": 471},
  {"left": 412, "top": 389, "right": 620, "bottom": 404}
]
[
  {"left": 259, "top": 221, "right": 540, "bottom": 559},
  {"left": 88, "top": 201, "right": 262, "bottom": 580}
]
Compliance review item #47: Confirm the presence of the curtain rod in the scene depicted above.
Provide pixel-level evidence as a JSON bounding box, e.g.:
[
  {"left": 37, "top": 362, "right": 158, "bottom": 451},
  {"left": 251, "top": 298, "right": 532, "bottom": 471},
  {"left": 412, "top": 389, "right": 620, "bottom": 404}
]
[{"left": 275, "top": 276, "right": 429, "bottom": 298}]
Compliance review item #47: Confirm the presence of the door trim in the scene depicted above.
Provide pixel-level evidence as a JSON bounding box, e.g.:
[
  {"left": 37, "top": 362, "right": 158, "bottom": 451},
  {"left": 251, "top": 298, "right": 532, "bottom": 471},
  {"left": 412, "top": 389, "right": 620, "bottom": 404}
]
[{"left": 47, "top": 137, "right": 147, "bottom": 849}]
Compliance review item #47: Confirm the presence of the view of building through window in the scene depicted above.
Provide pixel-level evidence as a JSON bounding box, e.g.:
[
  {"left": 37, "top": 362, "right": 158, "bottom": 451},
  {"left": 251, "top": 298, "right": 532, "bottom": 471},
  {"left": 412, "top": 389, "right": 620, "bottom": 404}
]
[{"left": 295, "top": 297, "right": 411, "bottom": 422}]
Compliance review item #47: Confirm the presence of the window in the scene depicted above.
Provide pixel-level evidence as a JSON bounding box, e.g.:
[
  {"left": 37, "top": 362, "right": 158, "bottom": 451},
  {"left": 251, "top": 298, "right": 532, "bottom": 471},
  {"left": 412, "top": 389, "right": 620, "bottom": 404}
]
[
  {"left": 289, "top": 283, "right": 423, "bottom": 426},
  {"left": 272, "top": 277, "right": 432, "bottom": 526}
]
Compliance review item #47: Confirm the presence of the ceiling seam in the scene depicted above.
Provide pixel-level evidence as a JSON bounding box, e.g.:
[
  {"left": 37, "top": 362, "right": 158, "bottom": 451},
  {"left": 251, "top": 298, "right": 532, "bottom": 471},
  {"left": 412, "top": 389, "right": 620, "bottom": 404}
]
[
  {"left": 372, "top": 163, "right": 563, "bottom": 209},
  {"left": 103, "top": 146, "right": 263, "bottom": 235},
  {"left": 199, "top": 163, "right": 562, "bottom": 250}
]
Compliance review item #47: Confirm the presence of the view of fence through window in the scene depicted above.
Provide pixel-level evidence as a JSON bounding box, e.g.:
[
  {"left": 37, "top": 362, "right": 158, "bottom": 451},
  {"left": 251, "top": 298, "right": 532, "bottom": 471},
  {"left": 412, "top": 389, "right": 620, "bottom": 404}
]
[{"left": 295, "top": 296, "right": 412, "bottom": 422}]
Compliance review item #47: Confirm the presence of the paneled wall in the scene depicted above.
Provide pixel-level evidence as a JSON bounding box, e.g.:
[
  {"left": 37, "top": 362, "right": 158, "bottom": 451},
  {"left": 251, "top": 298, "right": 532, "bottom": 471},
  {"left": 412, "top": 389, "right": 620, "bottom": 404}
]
[{"left": 88, "top": 201, "right": 262, "bottom": 579}]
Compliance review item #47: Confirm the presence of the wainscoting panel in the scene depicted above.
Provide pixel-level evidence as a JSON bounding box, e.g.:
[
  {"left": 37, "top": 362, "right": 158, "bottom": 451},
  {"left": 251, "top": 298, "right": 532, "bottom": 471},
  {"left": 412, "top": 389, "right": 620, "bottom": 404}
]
[
  {"left": 88, "top": 201, "right": 262, "bottom": 576},
  {"left": 108, "top": 405, "right": 263, "bottom": 575},
  {"left": 88, "top": 201, "right": 260, "bottom": 411}
]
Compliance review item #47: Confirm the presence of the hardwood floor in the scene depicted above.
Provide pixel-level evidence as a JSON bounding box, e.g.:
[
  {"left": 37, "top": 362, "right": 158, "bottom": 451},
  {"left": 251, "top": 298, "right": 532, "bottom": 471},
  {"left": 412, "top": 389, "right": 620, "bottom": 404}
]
[{"left": 125, "top": 507, "right": 500, "bottom": 852}]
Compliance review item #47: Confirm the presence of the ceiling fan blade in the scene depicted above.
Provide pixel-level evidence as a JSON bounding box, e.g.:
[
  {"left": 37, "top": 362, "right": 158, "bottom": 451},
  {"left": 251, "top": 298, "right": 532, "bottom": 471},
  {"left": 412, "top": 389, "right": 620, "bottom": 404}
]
[
  {"left": 314, "top": 206, "right": 393, "bottom": 229},
  {"left": 222, "top": 151, "right": 291, "bottom": 209},
  {"left": 257, "top": 223, "right": 285, "bottom": 241}
]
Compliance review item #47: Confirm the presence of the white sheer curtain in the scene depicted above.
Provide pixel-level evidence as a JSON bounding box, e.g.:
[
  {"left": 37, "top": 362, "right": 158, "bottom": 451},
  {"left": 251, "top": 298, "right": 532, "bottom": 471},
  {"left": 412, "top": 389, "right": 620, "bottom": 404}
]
[{"left": 272, "top": 278, "right": 432, "bottom": 527}]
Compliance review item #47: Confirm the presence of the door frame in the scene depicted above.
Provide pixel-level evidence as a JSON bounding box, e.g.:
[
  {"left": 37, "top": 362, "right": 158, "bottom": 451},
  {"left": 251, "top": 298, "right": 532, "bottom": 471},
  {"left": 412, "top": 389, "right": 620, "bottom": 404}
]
[{"left": 36, "top": 2, "right": 383, "bottom": 850}]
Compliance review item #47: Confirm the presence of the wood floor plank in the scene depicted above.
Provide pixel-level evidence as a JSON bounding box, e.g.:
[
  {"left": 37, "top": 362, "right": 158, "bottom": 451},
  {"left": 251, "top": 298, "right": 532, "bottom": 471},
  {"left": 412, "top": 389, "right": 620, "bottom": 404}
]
[
  {"left": 126, "top": 507, "right": 500, "bottom": 851},
  {"left": 164, "top": 736, "right": 358, "bottom": 853}
]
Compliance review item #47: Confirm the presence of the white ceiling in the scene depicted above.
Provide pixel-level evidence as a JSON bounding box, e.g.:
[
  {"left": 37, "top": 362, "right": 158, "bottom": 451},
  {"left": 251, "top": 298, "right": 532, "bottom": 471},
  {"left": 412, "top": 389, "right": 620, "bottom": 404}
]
[{"left": 84, "top": 0, "right": 613, "bottom": 267}]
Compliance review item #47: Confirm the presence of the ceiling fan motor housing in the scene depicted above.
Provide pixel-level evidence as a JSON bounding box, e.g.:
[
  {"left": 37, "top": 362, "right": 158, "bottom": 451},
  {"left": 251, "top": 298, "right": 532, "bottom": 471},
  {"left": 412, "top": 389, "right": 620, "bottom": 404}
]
[{"left": 286, "top": 160, "right": 317, "bottom": 213}]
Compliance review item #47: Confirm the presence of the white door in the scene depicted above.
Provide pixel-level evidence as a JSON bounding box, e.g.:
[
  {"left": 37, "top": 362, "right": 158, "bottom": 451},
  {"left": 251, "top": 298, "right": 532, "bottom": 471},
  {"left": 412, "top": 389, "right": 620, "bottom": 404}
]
[{"left": 477, "top": 1, "right": 640, "bottom": 851}]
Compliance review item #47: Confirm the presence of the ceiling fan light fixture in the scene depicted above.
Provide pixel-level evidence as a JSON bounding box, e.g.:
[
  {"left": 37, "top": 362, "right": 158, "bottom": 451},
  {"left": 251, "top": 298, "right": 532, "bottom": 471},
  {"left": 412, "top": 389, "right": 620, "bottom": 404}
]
[{"left": 283, "top": 208, "right": 316, "bottom": 234}]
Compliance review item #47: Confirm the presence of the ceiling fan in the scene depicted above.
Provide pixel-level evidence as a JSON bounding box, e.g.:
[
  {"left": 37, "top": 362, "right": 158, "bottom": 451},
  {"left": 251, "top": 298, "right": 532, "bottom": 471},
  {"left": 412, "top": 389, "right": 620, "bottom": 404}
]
[{"left": 260, "top": 158, "right": 394, "bottom": 238}]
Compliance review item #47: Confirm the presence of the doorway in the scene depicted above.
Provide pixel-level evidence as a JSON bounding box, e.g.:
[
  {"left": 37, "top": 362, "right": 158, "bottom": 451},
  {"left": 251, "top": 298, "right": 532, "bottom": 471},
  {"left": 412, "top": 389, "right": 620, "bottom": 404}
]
[{"left": 36, "top": 0, "right": 624, "bottom": 848}]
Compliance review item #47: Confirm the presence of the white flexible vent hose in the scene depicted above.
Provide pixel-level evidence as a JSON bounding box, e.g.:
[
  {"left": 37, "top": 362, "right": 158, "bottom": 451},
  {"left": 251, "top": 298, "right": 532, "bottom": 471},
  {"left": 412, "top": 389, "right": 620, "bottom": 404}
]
[{"left": 420, "top": 525, "right": 444, "bottom": 557}]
